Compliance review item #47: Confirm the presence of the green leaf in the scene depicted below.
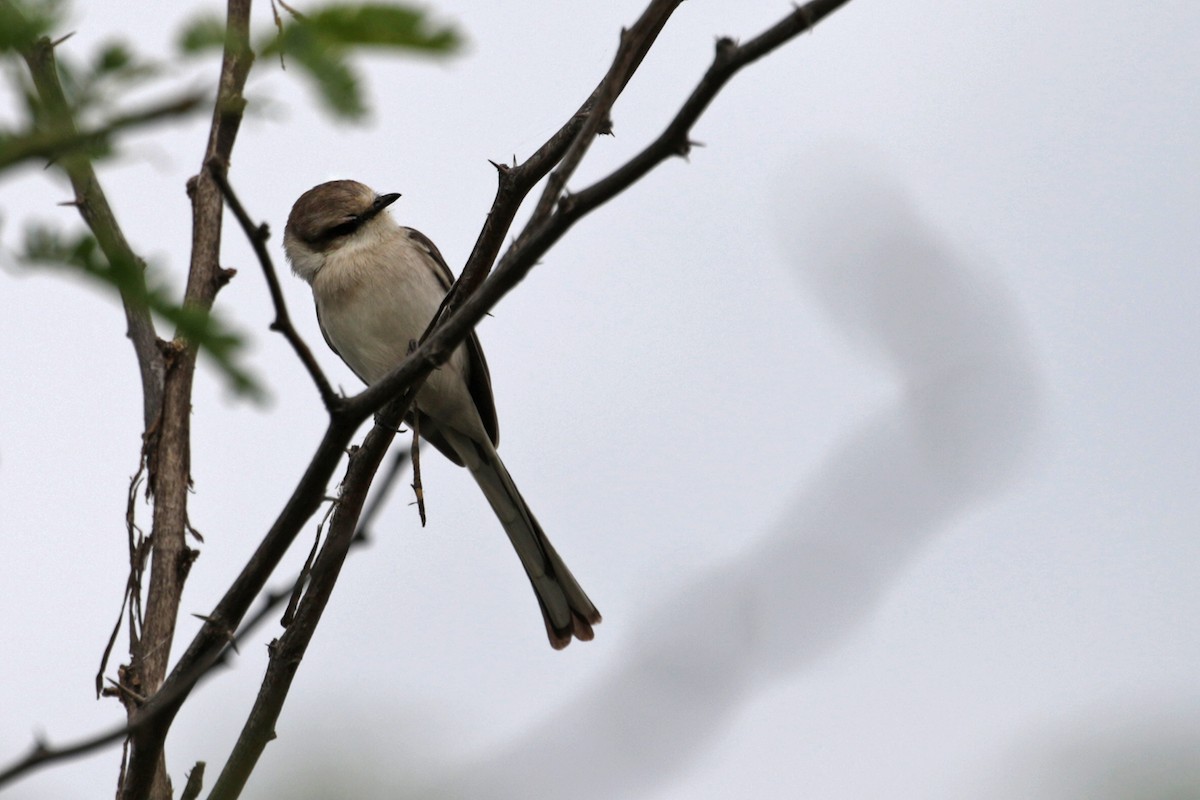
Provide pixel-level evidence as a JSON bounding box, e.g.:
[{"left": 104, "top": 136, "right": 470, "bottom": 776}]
[
  {"left": 89, "top": 40, "right": 157, "bottom": 83},
  {"left": 94, "top": 41, "right": 131, "bottom": 72},
  {"left": 0, "top": 0, "right": 62, "bottom": 53},
  {"left": 19, "top": 224, "right": 263, "bottom": 398},
  {"left": 293, "top": 4, "right": 461, "bottom": 52},
  {"left": 261, "top": 3, "right": 462, "bottom": 120},
  {"left": 273, "top": 23, "right": 366, "bottom": 118},
  {"left": 177, "top": 13, "right": 229, "bottom": 55}
]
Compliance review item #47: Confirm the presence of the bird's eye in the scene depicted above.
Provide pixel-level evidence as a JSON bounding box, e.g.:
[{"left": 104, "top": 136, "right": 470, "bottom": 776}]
[{"left": 325, "top": 217, "right": 361, "bottom": 239}]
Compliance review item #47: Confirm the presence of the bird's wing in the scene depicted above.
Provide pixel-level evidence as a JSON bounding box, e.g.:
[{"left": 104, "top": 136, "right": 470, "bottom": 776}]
[{"left": 404, "top": 227, "right": 501, "bottom": 448}]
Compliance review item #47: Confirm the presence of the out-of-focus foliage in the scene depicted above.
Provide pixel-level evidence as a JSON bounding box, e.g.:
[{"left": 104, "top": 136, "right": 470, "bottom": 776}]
[
  {"left": 3, "top": 0, "right": 459, "bottom": 396},
  {"left": 20, "top": 225, "right": 262, "bottom": 397},
  {"left": 179, "top": 3, "right": 463, "bottom": 119},
  {"left": 1, "top": 1, "right": 187, "bottom": 172},
  {"left": 0, "top": 0, "right": 60, "bottom": 53},
  {"left": 58, "top": 40, "right": 161, "bottom": 113}
]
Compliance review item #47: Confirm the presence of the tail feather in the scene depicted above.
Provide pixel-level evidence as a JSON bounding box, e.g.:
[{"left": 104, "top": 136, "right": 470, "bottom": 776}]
[{"left": 442, "top": 429, "right": 600, "bottom": 649}]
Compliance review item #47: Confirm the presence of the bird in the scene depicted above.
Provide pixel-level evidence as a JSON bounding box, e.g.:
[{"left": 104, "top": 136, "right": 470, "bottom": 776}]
[{"left": 283, "top": 179, "right": 600, "bottom": 649}]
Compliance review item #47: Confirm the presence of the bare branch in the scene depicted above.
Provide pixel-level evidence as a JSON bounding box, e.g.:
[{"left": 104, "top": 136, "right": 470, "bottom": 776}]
[
  {"left": 120, "top": 0, "right": 257, "bottom": 795},
  {"left": 521, "top": 0, "right": 685, "bottom": 232},
  {"left": 503, "top": 0, "right": 857, "bottom": 296},
  {"left": 206, "top": 161, "right": 341, "bottom": 410},
  {"left": 180, "top": 762, "right": 205, "bottom": 800},
  {"left": 435, "top": 0, "right": 686, "bottom": 325},
  {"left": 0, "top": 1, "right": 855, "bottom": 793},
  {"left": 207, "top": 417, "right": 402, "bottom": 799}
]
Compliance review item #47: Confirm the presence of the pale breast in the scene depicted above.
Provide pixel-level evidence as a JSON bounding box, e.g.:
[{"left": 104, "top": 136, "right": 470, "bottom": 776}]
[{"left": 312, "top": 227, "right": 481, "bottom": 437}]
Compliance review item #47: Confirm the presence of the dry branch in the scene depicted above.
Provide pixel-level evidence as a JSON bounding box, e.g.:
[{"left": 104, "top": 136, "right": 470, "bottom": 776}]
[{"left": 0, "top": 0, "right": 854, "bottom": 795}]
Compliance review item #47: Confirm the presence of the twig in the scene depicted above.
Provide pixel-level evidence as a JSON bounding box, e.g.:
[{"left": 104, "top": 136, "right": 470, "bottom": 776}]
[
  {"left": 16, "top": 32, "right": 165, "bottom": 431},
  {"left": 0, "top": 91, "right": 206, "bottom": 173},
  {"left": 432, "top": 0, "right": 686, "bottom": 327},
  {"left": 410, "top": 403, "right": 426, "bottom": 526},
  {"left": 521, "top": 0, "right": 685, "bottom": 234},
  {"left": 496, "top": 0, "right": 858, "bottom": 320},
  {"left": 180, "top": 762, "right": 205, "bottom": 800},
  {"left": 207, "top": 161, "right": 341, "bottom": 410},
  {"left": 206, "top": 408, "right": 408, "bottom": 800},
  {"left": 282, "top": 501, "right": 334, "bottom": 627}
]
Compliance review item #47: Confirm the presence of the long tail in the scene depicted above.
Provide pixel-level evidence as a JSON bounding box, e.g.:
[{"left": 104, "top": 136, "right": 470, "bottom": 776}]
[{"left": 443, "top": 429, "right": 600, "bottom": 649}]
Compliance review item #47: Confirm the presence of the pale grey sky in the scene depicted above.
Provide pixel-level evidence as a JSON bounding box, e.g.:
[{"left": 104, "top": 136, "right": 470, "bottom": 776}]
[{"left": 2, "top": 2, "right": 1198, "bottom": 798}]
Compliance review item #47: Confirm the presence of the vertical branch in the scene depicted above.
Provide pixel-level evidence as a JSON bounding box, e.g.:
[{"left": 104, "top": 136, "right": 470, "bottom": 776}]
[
  {"left": 17, "top": 38, "right": 164, "bottom": 430},
  {"left": 121, "top": 1, "right": 256, "bottom": 798}
]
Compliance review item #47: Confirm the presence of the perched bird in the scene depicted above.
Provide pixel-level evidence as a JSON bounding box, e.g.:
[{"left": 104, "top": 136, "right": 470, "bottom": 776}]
[{"left": 284, "top": 179, "right": 600, "bottom": 648}]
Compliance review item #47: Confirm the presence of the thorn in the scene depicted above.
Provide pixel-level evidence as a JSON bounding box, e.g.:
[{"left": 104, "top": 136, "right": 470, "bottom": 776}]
[
  {"left": 488, "top": 158, "right": 509, "bottom": 175},
  {"left": 796, "top": 2, "right": 816, "bottom": 31},
  {"left": 714, "top": 36, "right": 738, "bottom": 63},
  {"left": 51, "top": 31, "right": 77, "bottom": 48},
  {"left": 192, "top": 613, "right": 239, "bottom": 653},
  {"left": 57, "top": 198, "right": 84, "bottom": 208},
  {"left": 672, "top": 138, "right": 695, "bottom": 159}
]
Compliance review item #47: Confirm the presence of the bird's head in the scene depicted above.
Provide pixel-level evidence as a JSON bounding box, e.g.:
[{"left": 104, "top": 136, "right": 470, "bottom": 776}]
[{"left": 283, "top": 179, "right": 401, "bottom": 283}]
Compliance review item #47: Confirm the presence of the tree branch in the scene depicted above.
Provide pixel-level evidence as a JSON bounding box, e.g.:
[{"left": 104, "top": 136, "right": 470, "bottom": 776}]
[
  {"left": 206, "top": 419, "right": 402, "bottom": 799},
  {"left": 121, "top": 0, "right": 257, "bottom": 796},
  {"left": 502, "top": 0, "right": 856, "bottom": 298},
  {"left": 521, "top": 0, "right": 684, "bottom": 233},
  {"left": 204, "top": 4, "right": 855, "bottom": 792},
  {"left": 436, "top": 0, "right": 685, "bottom": 324},
  {"left": 17, "top": 35, "right": 166, "bottom": 431},
  {"left": 0, "top": 0, "right": 855, "bottom": 794},
  {"left": 352, "top": 0, "right": 853, "bottom": 431},
  {"left": 206, "top": 161, "right": 341, "bottom": 410},
  {"left": 0, "top": 91, "right": 206, "bottom": 173}
]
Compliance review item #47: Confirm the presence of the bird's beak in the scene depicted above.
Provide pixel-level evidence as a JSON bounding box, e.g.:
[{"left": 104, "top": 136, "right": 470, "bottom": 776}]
[{"left": 372, "top": 193, "right": 401, "bottom": 215}]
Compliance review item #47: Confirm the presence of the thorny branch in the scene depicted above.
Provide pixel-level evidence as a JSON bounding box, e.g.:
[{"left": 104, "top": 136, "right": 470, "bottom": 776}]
[
  {"left": 435, "top": 0, "right": 686, "bottom": 326},
  {"left": 0, "top": 457, "right": 402, "bottom": 790},
  {"left": 207, "top": 163, "right": 341, "bottom": 410},
  {"left": 119, "top": 0, "right": 257, "bottom": 796},
  {"left": 0, "top": 0, "right": 854, "bottom": 794},
  {"left": 208, "top": 0, "right": 854, "bottom": 793}
]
